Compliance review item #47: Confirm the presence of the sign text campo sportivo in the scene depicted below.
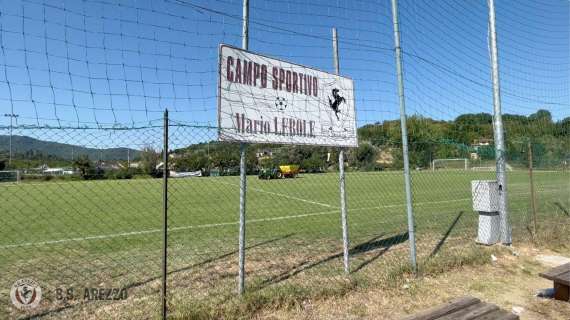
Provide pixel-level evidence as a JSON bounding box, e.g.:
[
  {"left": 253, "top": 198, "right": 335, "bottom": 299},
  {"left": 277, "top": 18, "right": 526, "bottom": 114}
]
[{"left": 218, "top": 44, "right": 357, "bottom": 147}]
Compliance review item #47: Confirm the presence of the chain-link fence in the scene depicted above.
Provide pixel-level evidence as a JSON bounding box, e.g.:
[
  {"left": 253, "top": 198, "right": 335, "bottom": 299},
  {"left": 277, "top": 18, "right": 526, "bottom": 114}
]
[
  {"left": 1, "top": 120, "right": 568, "bottom": 319},
  {"left": 0, "top": 0, "right": 568, "bottom": 319}
]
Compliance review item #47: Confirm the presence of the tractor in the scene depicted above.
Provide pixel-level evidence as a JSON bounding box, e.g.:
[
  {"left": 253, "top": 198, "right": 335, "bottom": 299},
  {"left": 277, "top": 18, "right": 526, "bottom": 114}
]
[{"left": 258, "top": 165, "right": 299, "bottom": 179}]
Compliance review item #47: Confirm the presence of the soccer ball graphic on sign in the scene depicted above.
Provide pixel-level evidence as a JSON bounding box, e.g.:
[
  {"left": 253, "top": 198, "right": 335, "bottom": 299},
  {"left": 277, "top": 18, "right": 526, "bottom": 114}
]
[{"left": 275, "top": 97, "right": 287, "bottom": 111}]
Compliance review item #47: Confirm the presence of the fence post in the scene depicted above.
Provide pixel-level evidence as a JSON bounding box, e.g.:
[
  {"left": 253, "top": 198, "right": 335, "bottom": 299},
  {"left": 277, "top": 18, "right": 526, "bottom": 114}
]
[
  {"left": 528, "top": 140, "right": 537, "bottom": 237},
  {"left": 242, "top": 0, "right": 249, "bottom": 51},
  {"left": 390, "top": 0, "right": 417, "bottom": 274},
  {"left": 332, "top": 27, "right": 350, "bottom": 274},
  {"left": 238, "top": 143, "right": 247, "bottom": 294},
  {"left": 161, "top": 109, "right": 169, "bottom": 320},
  {"left": 237, "top": 0, "right": 249, "bottom": 295},
  {"left": 487, "top": 0, "right": 512, "bottom": 245}
]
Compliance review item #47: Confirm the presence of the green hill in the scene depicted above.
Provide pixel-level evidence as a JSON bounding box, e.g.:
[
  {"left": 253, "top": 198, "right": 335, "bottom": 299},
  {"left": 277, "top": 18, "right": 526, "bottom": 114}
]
[{"left": 0, "top": 135, "right": 140, "bottom": 161}]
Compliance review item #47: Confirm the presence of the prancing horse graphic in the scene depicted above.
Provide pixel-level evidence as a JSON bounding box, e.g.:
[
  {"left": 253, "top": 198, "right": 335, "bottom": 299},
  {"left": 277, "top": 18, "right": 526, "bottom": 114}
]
[{"left": 328, "top": 88, "right": 345, "bottom": 121}]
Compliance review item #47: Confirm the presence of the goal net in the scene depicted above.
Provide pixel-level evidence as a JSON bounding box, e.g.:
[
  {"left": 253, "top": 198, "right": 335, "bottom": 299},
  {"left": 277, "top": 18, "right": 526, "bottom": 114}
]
[
  {"left": 0, "top": 170, "right": 21, "bottom": 183},
  {"left": 431, "top": 158, "right": 468, "bottom": 171}
]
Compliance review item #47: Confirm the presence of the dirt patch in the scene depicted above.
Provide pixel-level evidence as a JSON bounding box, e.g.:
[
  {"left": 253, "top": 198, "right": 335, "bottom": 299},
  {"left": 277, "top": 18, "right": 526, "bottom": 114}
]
[{"left": 536, "top": 254, "right": 570, "bottom": 268}]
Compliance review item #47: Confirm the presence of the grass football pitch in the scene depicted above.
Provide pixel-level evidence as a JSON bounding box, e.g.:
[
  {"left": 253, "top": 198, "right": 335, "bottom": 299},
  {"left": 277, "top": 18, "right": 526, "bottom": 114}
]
[{"left": 0, "top": 170, "right": 568, "bottom": 316}]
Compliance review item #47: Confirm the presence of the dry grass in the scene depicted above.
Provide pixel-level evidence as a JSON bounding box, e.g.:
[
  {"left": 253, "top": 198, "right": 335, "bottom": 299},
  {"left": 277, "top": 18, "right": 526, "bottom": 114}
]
[
  {"left": 256, "top": 245, "right": 570, "bottom": 320},
  {"left": 35, "top": 223, "right": 570, "bottom": 320}
]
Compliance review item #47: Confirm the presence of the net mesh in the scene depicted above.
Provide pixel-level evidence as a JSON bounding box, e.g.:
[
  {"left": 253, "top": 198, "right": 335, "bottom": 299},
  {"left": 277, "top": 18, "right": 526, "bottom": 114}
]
[{"left": 0, "top": 0, "right": 568, "bottom": 318}]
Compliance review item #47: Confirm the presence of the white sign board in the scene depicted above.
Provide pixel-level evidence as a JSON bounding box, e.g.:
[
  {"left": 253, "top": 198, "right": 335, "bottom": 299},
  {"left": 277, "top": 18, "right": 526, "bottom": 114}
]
[{"left": 218, "top": 44, "right": 358, "bottom": 147}]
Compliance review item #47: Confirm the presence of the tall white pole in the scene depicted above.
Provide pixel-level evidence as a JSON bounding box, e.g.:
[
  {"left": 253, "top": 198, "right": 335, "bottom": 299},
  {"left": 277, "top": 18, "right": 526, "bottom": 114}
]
[
  {"left": 333, "top": 28, "right": 350, "bottom": 274},
  {"left": 242, "top": 0, "right": 249, "bottom": 51},
  {"left": 487, "top": 0, "right": 511, "bottom": 245},
  {"left": 237, "top": 0, "right": 249, "bottom": 295},
  {"left": 390, "top": 0, "right": 417, "bottom": 273}
]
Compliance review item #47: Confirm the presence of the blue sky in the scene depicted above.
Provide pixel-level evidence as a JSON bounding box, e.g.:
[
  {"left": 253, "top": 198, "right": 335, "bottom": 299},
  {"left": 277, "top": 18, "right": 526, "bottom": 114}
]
[{"left": 0, "top": 0, "right": 568, "bottom": 131}]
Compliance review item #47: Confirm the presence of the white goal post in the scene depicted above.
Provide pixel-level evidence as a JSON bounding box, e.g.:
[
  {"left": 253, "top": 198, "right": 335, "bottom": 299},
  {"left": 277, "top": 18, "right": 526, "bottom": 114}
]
[
  {"left": 0, "top": 170, "right": 21, "bottom": 183},
  {"left": 431, "top": 158, "right": 469, "bottom": 171}
]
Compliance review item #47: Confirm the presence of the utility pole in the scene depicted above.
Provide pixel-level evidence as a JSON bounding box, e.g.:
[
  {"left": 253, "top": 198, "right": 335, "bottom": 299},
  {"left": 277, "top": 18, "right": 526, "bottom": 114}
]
[
  {"left": 4, "top": 113, "right": 19, "bottom": 166},
  {"left": 390, "top": 0, "right": 417, "bottom": 273},
  {"left": 333, "top": 27, "right": 350, "bottom": 274},
  {"left": 487, "top": 0, "right": 511, "bottom": 244},
  {"left": 237, "top": 0, "right": 249, "bottom": 295}
]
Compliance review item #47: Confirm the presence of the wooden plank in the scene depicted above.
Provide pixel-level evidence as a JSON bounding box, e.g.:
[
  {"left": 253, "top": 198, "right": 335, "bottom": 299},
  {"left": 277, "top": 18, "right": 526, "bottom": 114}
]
[
  {"left": 401, "top": 296, "right": 481, "bottom": 320},
  {"left": 540, "top": 263, "right": 570, "bottom": 302},
  {"left": 552, "top": 270, "right": 570, "bottom": 286},
  {"left": 554, "top": 282, "right": 570, "bottom": 301},
  {"left": 437, "top": 302, "right": 498, "bottom": 320},
  {"left": 540, "top": 263, "right": 570, "bottom": 283},
  {"left": 475, "top": 309, "right": 519, "bottom": 320}
]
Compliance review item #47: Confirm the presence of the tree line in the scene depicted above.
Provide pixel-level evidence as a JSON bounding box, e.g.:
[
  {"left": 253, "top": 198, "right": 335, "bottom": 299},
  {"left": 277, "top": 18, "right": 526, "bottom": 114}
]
[
  {"left": 1, "top": 109, "right": 568, "bottom": 179},
  {"left": 172, "top": 109, "right": 569, "bottom": 173}
]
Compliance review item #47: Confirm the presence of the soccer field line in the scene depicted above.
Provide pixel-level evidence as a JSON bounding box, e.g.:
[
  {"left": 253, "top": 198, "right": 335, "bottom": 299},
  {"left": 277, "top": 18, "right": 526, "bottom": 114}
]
[
  {"left": 1, "top": 168, "right": 568, "bottom": 189},
  {"left": 0, "top": 197, "right": 472, "bottom": 250},
  {"left": 212, "top": 179, "right": 336, "bottom": 208},
  {"left": 1, "top": 177, "right": 567, "bottom": 190},
  {"left": 1, "top": 186, "right": 565, "bottom": 250},
  {"left": 0, "top": 177, "right": 337, "bottom": 209}
]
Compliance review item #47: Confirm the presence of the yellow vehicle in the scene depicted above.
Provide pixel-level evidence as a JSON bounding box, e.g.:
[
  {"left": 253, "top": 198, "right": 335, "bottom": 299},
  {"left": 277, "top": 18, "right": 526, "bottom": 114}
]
[
  {"left": 258, "top": 165, "right": 300, "bottom": 179},
  {"left": 278, "top": 165, "right": 300, "bottom": 178}
]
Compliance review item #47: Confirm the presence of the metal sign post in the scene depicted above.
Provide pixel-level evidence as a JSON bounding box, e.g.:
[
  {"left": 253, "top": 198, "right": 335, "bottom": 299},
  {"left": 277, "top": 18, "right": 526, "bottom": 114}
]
[
  {"left": 226, "top": 0, "right": 357, "bottom": 293},
  {"left": 390, "top": 0, "right": 417, "bottom": 273},
  {"left": 487, "top": 0, "right": 512, "bottom": 245},
  {"left": 237, "top": 0, "right": 249, "bottom": 295},
  {"left": 333, "top": 28, "right": 350, "bottom": 274}
]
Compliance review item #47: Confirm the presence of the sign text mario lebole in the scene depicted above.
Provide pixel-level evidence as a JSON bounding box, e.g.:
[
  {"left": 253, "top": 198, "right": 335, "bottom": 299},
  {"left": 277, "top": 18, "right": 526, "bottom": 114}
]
[{"left": 218, "top": 44, "right": 357, "bottom": 147}]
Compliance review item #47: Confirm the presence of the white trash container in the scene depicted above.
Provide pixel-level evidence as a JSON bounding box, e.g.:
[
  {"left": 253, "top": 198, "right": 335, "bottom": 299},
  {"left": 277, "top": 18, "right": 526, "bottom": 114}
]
[
  {"left": 471, "top": 180, "right": 500, "bottom": 245},
  {"left": 477, "top": 211, "right": 501, "bottom": 245},
  {"left": 471, "top": 180, "right": 499, "bottom": 212}
]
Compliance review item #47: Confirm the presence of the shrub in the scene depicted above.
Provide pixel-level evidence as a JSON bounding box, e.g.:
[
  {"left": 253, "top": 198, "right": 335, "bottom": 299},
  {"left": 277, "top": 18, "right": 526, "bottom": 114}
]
[{"left": 104, "top": 169, "right": 135, "bottom": 180}]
